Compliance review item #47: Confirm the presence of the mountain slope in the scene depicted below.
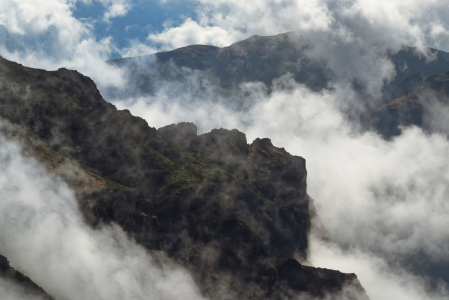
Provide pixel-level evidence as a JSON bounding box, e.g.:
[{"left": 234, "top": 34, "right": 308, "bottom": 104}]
[
  {"left": 108, "top": 32, "right": 449, "bottom": 139},
  {"left": 109, "top": 32, "right": 449, "bottom": 98},
  {"left": 368, "top": 71, "right": 449, "bottom": 137},
  {"left": 0, "top": 56, "right": 369, "bottom": 299},
  {"left": 0, "top": 254, "right": 53, "bottom": 300},
  {"left": 108, "top": 32, "right": 333, "bottom": 98}
]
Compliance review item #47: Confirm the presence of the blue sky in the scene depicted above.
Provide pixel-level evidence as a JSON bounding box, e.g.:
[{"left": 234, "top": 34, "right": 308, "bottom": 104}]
[
  {"left": 1, "top": 0, "right": 449, "bottom": 76},
  {"left": 72, "top": 0, "right": 196, "bottom": 58}
]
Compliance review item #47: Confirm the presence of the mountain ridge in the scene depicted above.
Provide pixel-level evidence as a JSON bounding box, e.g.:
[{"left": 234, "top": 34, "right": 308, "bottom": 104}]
[{"left": 0, "top": 55, "right": 369, "bottom": 299}]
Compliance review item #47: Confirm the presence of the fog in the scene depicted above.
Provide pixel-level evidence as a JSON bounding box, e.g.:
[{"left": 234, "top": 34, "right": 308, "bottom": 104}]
[
  {"left": 2, "top": 0, "right": 449, "bottom": 299},
  {"left": 0, "top": 134, "right": 206, "bottom": 300},
  {"left": 0, "top": 277, "right": 49, "bottom": 300},
  {"left": 109, "top": 75, "right": 449, "bottom": 300}
]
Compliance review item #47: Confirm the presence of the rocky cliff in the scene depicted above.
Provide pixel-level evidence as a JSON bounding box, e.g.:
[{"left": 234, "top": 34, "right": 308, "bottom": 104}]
[{"left": 0, "top": 55, "right": 369, "bottom": 299}]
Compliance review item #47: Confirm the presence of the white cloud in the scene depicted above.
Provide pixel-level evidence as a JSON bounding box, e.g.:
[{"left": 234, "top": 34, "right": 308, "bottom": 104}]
[
  {"left": 0, "top": 133, "right": 206, "bottom": 300},
  {"left": 0, "top": 277, "right": 49, "bottom": 300},
  {"left": 118, "top": 40, "right": 159, "bottom": 57},
  {"left": 148, "top": 18, "right": 236, "bottom": 50},
  {"left": 147, "top": 0, "right": 333, "bottom": 49},
  {"left": 113, "top": 76, "right": 449, "bottom": 300},
  {"left": 308, "top": 237, "right": 444, "bottom": 300},
  {"left": 3, "top": 1, "right": 449, "bottom": 299},
  {"left": 0, "top": 0, "right": 128, "bottom": 89},
  {"left": 98, "top": 0, "right": 132, "bottom": 21},
  {"left": 146, "top": 0, "right": 449, "bottom": 52},
  {"left": 0, "top": 0, "right": 81, "bottom": 35},
  {"left": 140, "top": 0, "right": 449, "bottom": 105}
]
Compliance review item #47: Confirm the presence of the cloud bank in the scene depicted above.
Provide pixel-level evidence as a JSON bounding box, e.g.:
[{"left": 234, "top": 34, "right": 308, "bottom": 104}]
[
  {"left": 0, "top": 133, "right": 206, "bottom": 300},
  {"left": 148, "top": 0, "right": 449, "bottom": 52},
  {"left": 0, "top": 0, "right": 126, "bottom": 88},
  {"left": 2, "top": 1, "right": 449, "bottom": 299},
  {"left": 0, "top": 277, "right": 49, "bottom": 300},
  {"left": 112, "top": 76, "right": 449, "bottom": 300}
]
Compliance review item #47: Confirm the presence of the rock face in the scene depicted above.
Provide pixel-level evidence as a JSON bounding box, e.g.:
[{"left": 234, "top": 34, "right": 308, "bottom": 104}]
[
  {"left": 368, "top": 71, "right": 449, "bottom": 138},
  {"left": 0, "top": 55, "right": 369, "bottom": 299}
]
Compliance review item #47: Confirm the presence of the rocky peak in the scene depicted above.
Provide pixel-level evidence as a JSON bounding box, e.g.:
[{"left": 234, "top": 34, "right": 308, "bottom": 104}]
[
  {"left": 198, "top": 128, "right": 249, "bottom": 159},
  {"left": 158, "top": 122, "right": 198, "bottom": 150},
  {"left": 251, "top": 137, "right": 274, "bottom": 148},
  {"left": 0, "top": 55, "right": 369, "bottom": 300}
]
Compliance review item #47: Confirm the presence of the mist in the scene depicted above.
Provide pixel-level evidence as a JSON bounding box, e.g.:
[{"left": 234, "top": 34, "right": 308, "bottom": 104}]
[
  {"left": 107, "top": 71, "right": 449, "bottom": 300},
  {"left": 2, "top": 1, "right": 449, "bottom": 299},
  {"left": 0, "top": 277, "right": 49, "bottom": 300},
  {"left": 0, "top": 133, "right": 206, "bottom": 300}
]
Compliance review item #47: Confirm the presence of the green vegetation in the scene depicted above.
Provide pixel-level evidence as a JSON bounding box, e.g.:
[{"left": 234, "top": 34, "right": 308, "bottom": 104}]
[
  {"left": 87, "top": 172, "right": 134, "bottom": 191},
  {"left": 399, "top": 71, "right": 424, "bottom": 85},
  {"left": 247, "top": 183, "right": 273, "bottom": 204},
  {"left": 249, "top": 162, "right": 272, "bottom": 182},
  {"left": 219, "top": 192, "right": 234, "bottom": 209},
  {"left": 2, "top": 125, "right": 133, "bottom": 191},
  {"left": 151, "top": 149, "right": 202, "bottom": 194},
  {"left": 181, "top": 151, "right": 234, "bottom": 181},
  {"left": 263, "top": 212, "right": 273, "bottom": 222},
  {"left": 237, "top": 216, "right": 263, "bottom": 240},
  {"left": 61, "top": 94, "right": 81, "bottom": 109},
  {"left": 426, "top": 73, "right": 449, "bottom": 83}
]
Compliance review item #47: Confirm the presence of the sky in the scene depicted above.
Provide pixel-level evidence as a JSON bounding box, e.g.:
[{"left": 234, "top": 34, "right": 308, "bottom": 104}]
[
  {"left": 72, "top": 0, "right": 196, "bottom": 58},
  {"left": 2, "top": 1, "right": 449, "bottom": 300},
  {"left": 3, "top": 0, "right": 449, "bottom": 66}
]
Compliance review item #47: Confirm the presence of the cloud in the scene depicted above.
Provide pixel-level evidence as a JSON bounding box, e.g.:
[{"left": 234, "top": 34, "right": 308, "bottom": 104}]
[
  {"left": 98, "top": 0, "right": 132, "bottom": 21},
  {"left": 308, "top": 236, "right": 447, "bottom": 300},
  {"left": 240, "top": 81, "right": 449, "bottom": 278},
  {"left": 112, "top": 74, "right": 449, "bottom": 300},
  {"left": 146, "top": 0, "right": 332, "bottom": 49},
  {"left": 0, "top": 132, "right": 206, "bottom": 300},
  {"left": 0, "top": 0, "right": 126, "bottom": 89},
  {"left": 148, "top": 18, "right": 236, "bottom": 50},
  {"left": 142, "top": 0, "right": 449, "bottom": 103},
  {"left": 0, "top": 277, "right": 49, "bottom": 300},
  {"left": 3, "top": 1, "right": 449, "bottom": 299},
  {"left": 147, "top": 0, "right": 449, "bottom": 52}
]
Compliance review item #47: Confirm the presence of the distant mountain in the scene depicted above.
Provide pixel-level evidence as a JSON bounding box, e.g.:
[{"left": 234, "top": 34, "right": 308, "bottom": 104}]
[
  {"left": 367, "top": 71, "right": 449, "bottom": 138},
  {"left": 109, "top": 32, "right": 332, "bottom": 94},
  {"left": 108, "top": 32, "right": 449, "bottom": 96},
  {"left": 0, "top": 56, "right": 369, "bottom": 299},
  {"left": 109, "top": 32, "right": 449, "bottom": 137}
]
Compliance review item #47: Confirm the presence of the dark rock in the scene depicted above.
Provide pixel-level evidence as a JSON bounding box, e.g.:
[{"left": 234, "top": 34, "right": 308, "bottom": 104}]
[
  {"left": 0, "top": 55, "right": 369, "bottom": 299},
  {"left": 0, "top": 254, "right": 54, "bottom": 299},
  {"left": 158, "top": 122, "right": 198, "bottom": 151}
]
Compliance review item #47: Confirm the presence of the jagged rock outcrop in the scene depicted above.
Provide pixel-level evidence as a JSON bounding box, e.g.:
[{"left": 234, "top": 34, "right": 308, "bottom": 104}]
[{"left": 0, "top": 55, "right": 369, "bottom": 299}]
